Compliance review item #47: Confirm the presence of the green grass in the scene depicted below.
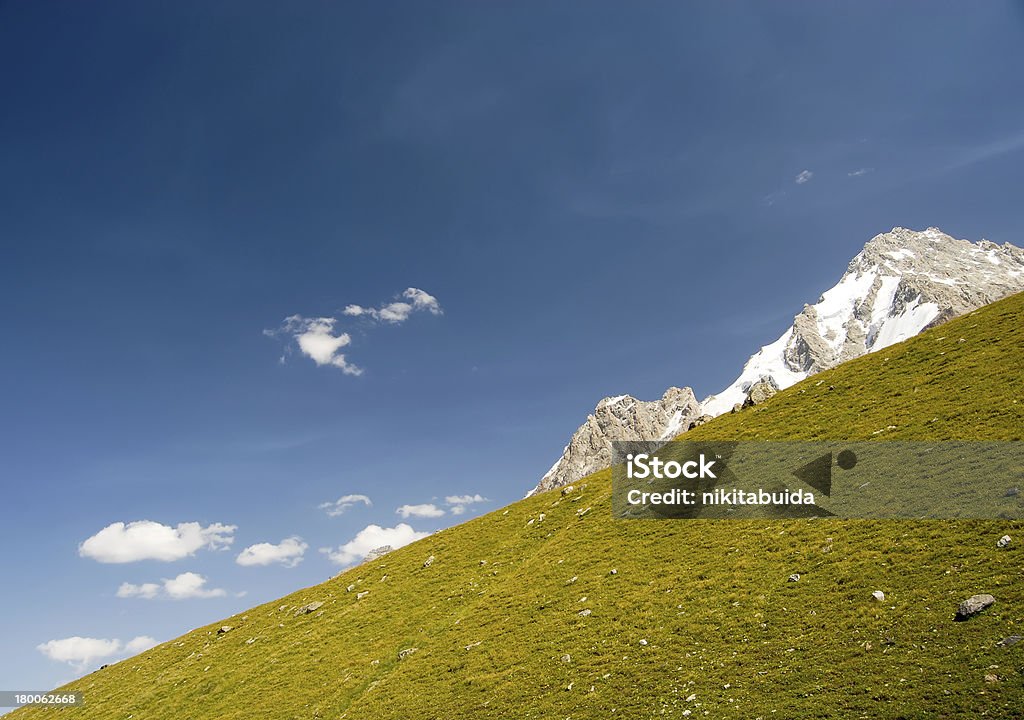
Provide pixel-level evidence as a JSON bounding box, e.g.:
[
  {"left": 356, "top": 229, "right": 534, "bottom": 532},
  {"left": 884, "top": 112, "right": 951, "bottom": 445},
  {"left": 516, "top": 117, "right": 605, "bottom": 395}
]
[{"left": 15, "top": 293, "right": 1024, "bottom": 719}]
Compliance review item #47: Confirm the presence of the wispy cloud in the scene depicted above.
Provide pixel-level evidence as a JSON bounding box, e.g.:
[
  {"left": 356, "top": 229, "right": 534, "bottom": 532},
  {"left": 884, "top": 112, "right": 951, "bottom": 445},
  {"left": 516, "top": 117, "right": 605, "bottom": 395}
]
[
  {"left": 266, "top": 288, "right": 442, "bottom": 373},
  {"left": 445, "top": 493, "right": 489, "bottom": 515},
  {"left": 795, "top": 170, "right": 814, "bottom": 185},
  {"left": 847, "top": 167, "right": 873, "bottom": 177},
  {"left": 343, "top": 287, "right": 442, "bottom": 324},
  {"left": 944, "top": 130, "right": 1024, "bottom": 172},
  {"left": 319, "top": 494, "right": 372, "bottom": 517},
  {"left": 396, "top": 503, "right": 446, "bottom": 519},
  {"left": 79, "top": 521, "right": 235, "bottom": 563}
]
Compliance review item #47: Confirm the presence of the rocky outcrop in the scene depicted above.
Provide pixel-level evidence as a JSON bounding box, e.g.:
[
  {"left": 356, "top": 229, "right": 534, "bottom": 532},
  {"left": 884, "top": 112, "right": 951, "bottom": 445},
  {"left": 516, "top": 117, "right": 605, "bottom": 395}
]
[
  {"left": 527, "top": 387, "right": 701, "bottom": 496},
  {"left": 742, "top": 377, "right": 779, "bottom": 408},
  {"left": 364, "top": 546, "right": 393, "bottom": 562}
]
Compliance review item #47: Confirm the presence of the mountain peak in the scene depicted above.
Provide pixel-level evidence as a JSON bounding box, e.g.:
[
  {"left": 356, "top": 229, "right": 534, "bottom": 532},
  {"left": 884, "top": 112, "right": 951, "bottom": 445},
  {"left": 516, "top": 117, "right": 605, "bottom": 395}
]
[{"left": 529, "top": 227, "right": 1024, "bottom": 495}]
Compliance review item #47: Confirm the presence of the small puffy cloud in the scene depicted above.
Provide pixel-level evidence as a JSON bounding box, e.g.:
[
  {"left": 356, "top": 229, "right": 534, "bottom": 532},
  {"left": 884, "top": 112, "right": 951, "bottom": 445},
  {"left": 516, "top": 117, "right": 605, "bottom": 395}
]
[
  {"left": 236, "top": 536, "right": 308, "bottom": 568},
  {"left": 396, "top": 503, "right": 445, "bottom": 519},
  {"left": 37, "top": 635, "right": 157, "bottom": 671},
  {"left": 848, "top": 167, "right": 873, "bottom": 177},
  {"left": 343, "top": 287, "right": 443, "bottom": 324},
  {"left": 116, "top": 582, "right": 161, "bottom": 599},
  {"left": 795, "top": 170, "right": 814, "bottom": 184},
  {"left": 277, "top": 315, "right": 361, "bottom": 375},
  {"left": 79, "top": 521, "right": 236, "bottom": 563},
  {"left": 118, "top": 572, "right": 227, "bottom": 600},
  {"left": 320, "top": 523, "right": 429, "bottom": 566},
  {"left": 445, "top": 493, "right": 489, "bottom": 516},
  {"left": 319, "top": 494, "right": 372, "bottom": 517}
]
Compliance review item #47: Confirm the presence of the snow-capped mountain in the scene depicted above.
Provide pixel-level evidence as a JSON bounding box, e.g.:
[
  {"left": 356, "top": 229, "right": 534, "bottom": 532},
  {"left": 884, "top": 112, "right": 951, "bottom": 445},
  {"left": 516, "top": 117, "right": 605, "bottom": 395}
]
[
  {"left": 528, "top": 227, "right": 1024, "bottom": 496},
  {"left": 701, "top": 227, "right": 1024, "bottom": 415}
]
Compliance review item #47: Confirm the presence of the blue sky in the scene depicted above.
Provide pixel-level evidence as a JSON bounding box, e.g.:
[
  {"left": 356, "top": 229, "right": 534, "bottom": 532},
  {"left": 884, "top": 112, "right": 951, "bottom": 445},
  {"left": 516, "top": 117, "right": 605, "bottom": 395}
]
[{"left": 2, "top": 1, "right": 1024, "bottom": 693}]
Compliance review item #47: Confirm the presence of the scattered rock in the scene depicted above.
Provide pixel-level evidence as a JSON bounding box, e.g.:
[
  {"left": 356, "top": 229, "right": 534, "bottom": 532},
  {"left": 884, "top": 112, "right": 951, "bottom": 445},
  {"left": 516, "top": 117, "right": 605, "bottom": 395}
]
[
  {"left": 578, "top": 609, "right": 592, "bottom": 617},
  {"left": 1004, "top": 487, "right": 1020, "bottom": 497},
  {"left": 688, "top": 415, "right": 713, "bottom": 430},
  {"left": 984, "top": 673, "right": 1000, "bottom": 684},
  {"left": 479, "top": 560, "right": 488, "bottom": 566},
  {"left": 871, "top": 591, "right": 886, "bottom": 603},
  {"left": 346, "top": 584, "right": 356, "bottom": 592},
  {"left": 787, "top": 573, "right": 800, "bottom": 583},
  {"left": 610, "top": 569, "right": 618, "bottom": 575},
  {"left": 997, "top": 635, "right": 1022, "bottom": 647},
  {"left": 730, "top": 403, "right": 742, "bottom": 414},
  {"left": 538, "top": 513, "right": 546, "bottom": 522},
  {"left": 576, "top": 507, "right": 591, "bottom": 518},
  {"left": 397, "top": 647, "right": 418, "bottom": 660},
  {"left": 639, "top": 639, "right": 648, "bottom": 646},
  {"left": 561, "top": 653, "right": 572, "bottom": 663},
  {"left": 365, "top": 546, "right": 393, "bottom": 562},
  {"left": 997, "top": 535, "right": 1011, "bottom": 549},
  {"left": 356, "top": 591, "right": 370, "bottom": 600},
  {"left": 955, "top": 594, "right": 995, "bottom": 621},
  {"left": 217, "top": 626, "right": 233, "bottom": 634},
  {"left": 561, "top": 485, "right": 575, "bottom": 496},
  {"left": 294, "top": 601, "right": 323, "bottom": 616},
  {"left": 526, "top": 518, "right": 535, "bottom": 526},
  {"left": 423, "top": 555, "right": 435, "bottom": 568},
  {"left": 464, "top": 641, "right": 482, "bottom": 650},
  {"left": 245, "top": 638, "right": 256, "bottom": 645},
  {"left": 567, "top": 576, "right": 578, "bottom": 584},
  {"left": 743, "top": 377, "right": 779, "bottom": 408},
  {"left": 99, "top": 664, "right": 109, "bottom": 670}
]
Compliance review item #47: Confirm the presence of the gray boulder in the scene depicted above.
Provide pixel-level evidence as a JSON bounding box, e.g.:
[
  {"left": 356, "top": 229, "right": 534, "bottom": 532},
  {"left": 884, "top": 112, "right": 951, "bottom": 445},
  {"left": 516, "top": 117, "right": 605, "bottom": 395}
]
[
  {"left": 294, "top": 601, "right": 323, "bottom": 616},
  {"left": 955, "top": 594, "right": 995, "bottom": 621},
  {"left": 743, "top": 377, "right": 780, "bottom": 408},
  {"left": 997, "top": 535, "right": 1011, "bottom": 549}
]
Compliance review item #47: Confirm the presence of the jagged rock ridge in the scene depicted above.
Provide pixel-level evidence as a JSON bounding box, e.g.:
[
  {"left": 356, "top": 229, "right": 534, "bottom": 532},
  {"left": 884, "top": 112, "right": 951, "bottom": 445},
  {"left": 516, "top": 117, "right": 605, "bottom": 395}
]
[
  {"left": 529, "top": 227, "right": 1024, "bottom": 495},
  {"left": 526, "top": 387, "right": 701, "bottom": 496}
]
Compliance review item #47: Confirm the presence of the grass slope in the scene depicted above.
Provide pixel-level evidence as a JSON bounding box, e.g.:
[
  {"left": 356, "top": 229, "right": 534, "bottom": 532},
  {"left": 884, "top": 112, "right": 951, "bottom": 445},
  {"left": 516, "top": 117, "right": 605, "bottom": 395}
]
[{"left": 16, "top": 293, "right": 1024, "bottom": 719}]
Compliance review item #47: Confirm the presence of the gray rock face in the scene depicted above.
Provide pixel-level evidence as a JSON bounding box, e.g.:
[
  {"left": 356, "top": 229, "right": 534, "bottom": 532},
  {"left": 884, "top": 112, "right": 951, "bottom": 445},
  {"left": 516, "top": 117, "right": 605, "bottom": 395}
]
[
  {"left": 528, "top": 387, "right": 701, "bottom": 495},
  {"left": 364, "top": 546, "right": 393, "bottom": 562},
  {"left": 955, "top": 593, "right": 995, "bottom": 621},
  {"left": 742, "top": 377, "right": 779, "bottom": 408}
]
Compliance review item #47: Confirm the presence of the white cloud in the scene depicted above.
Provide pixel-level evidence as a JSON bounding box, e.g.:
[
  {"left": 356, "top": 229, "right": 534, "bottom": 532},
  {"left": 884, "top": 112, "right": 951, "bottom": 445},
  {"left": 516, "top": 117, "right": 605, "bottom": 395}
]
[
  {"left": 163, "top": 572, "right": 227, "bottom": 599},
  {"left": 79, "top": 521, "right": 236, "bottom": 563},
  {"left": 116, "top": 582, "right": 161, "bottom": 599},
  {"left": 236, "top": 537, "right": 308, "bottom": 568},
  {"left": 320, "top": 523, "right": 429, "bottom": 566},
  {"left": 848, "top": 167, "right": 873, "bottom": 177},
  {"left": 278, "top": 315, "right": 361, "bottom": 375},
  {"left": 268, "top": 288, "right": 441, "bottom": 373},
  {"left": 319, "top": 494, "right": 372, "bottom": 517},
  {"left": 445, "top": 493, "right": 489, "bottom": 516},
  {"left": 125, "top": 636, "right": 158, "bottom": 654},
  {"left": 396, "top": 503, "right": 445, "bottom": 519},
  {"left": 37, "top": 635, "right": 157, "bottom": 671},
  {"left": 342, "top": 287, "right": 443, "bottom": 324},
  {"left": 795, "top": 170, "right": 814, "bottom": 184},
  {"left": 117, "top": 572, "right": 227, "bottom": 600}
]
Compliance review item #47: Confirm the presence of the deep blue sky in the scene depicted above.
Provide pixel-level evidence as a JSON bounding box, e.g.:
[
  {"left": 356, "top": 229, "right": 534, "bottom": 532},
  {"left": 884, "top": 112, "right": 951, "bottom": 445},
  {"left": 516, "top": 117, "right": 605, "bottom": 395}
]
[{"left": 2, "top": 1, "right": 1024, "bottom": 693}]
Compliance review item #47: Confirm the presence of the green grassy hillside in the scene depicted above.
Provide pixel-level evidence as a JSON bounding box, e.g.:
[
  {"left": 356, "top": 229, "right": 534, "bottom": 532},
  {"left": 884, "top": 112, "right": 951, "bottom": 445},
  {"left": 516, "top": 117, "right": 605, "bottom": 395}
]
[{"left": 17, "top": 293, "right": 1024, "bottom": 719}]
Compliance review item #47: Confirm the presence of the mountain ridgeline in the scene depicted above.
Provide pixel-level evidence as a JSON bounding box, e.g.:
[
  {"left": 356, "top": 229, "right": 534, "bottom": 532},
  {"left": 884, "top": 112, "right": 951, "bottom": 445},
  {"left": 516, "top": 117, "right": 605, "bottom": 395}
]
[
  {"left": 14, "top": 286, "right": 1024, "bottom": 719},
  {"left": 532, "top": 227, "right": 1024, "bottom": 495}
]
